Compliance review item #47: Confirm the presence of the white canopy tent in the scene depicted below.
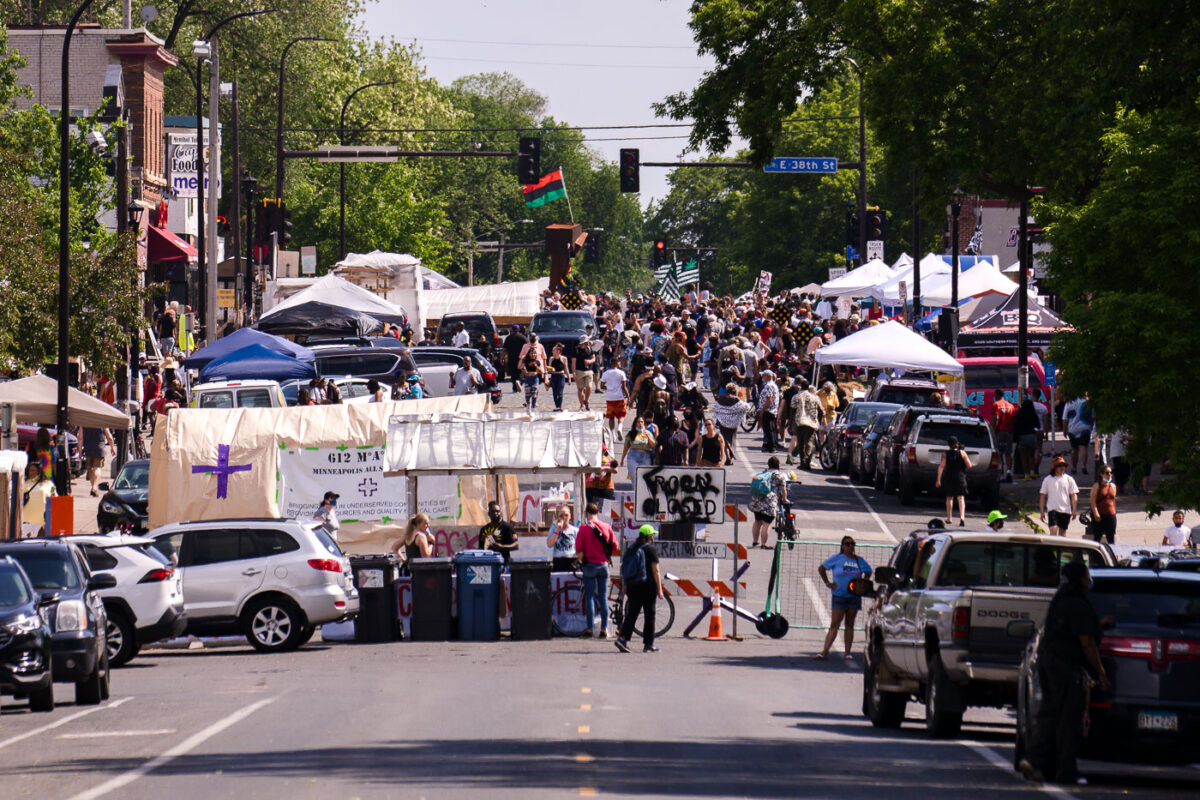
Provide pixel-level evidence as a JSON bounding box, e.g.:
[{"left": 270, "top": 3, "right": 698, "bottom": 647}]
[
  {"left": 258, "top": 273, "right": 409, "bottom": 325},
  {"left": 920, "top": 260, "right": 1017, "bottom": 306},
  {"left": 814, "top": 320, "right": 963, "bottom": 374},
  {"left": 869, "top": 259, "right": 952, "bottom": 304},
  {"left": 891, "top": 253, "right": 913, "bottom": 270},
  {"left": 0, "top": 374, "right": 131, "bottom": 429},
  {"left": 333, "top": 250, "right": 460, "bottom": 290},
  {"left": 819, "top": 258, "right": 896, "bottom": 297}
]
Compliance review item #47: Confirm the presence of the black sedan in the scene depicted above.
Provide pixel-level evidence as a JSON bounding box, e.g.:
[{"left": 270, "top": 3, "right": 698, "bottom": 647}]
[
  {"left": 849, "top": 410, "right": 893, "bottom": 484},
  {"left": 0, "top": 540, "right": 114, "bottom": 706},
  {"left": 822, "top": 401, "right": 900, "bottom": 473},
  {"left": 1015, "top": 569, "right": 1200, "bottom": 768},
  {"left": 97, "top": 458, "right": 150, "bottom": 534},
  {"left": 0, "top": 557, "right": 54, "bottom": 711}
]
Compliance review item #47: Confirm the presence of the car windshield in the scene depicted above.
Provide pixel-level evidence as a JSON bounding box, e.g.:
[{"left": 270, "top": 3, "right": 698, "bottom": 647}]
[
  {"left": 1091, "top": 579, "right": 1200, "bottom": 626},
  {"left": 963, "top": 365, "right": 1044, "bottom": 390},
  {"left": 532, "top": 314, "right": 591, "bottom": 333},
  {"left": 917, "top": 421, "right": 992, "bottom": 448},
  {"left": 114, "top": 462, "right": 150, "bottom": 491},
  {"left": 0, "top": 571, "right": 32, "bottom": 607},
  {"left": 937, "top": 542, "right": 1106, "bottom": 588},
  {"left": 5, "top": 550, "right": 80, "bottom": 590},
  {"left": 198, "top": 391, "right": 234, "bottom": 409},
  {"left": 878, "top": 388, "right": 940, "bottom": 406}
]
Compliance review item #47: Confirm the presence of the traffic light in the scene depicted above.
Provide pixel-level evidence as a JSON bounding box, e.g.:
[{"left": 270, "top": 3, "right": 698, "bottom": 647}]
[
  {"left": 278, "top": 202, "right": 293, "bottom": 247},
  {"left": 216, "top": 215, "right": 229, "bottom": 237},
  {"left": 583, "top": 233, "right": 600, "bottom": 264},
  {"left": 846, "top": 212, "right": 859, "bottom": 245},
  {"left": 652, "top": 239, "right": 667, "bottom": 267},
  {"left": 517, "top": 136, "right": 541, "bottom": 184},
  {"left": 619, "top": 148, "right": 640, "bottom": 193},
  {"left": 868, "top": 209, "right": 887, "bottom": 240}
]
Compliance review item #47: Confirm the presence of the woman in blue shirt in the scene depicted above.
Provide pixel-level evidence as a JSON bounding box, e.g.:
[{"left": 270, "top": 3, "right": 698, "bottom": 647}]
[{"left": 816, "top": 536, "right": 871, "bottom": 660}]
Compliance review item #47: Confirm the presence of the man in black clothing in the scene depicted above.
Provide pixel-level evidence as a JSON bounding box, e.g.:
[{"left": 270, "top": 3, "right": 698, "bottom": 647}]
[
  {"left": 479, "top": 501, "right": 519, "bottom": 562},
  {"left": 1020, "top": 560, "right": 1109, "bottom": 785},
  {"left": 502, "top": 325, "right": 528, "bottom": 392},
  {"left": 615, "top": 525, "right": 663, "bottom": 653}
]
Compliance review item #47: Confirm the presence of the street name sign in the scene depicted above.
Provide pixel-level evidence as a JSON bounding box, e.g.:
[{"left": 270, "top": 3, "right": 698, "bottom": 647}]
[{"left": 763, "top": 156, "right": 838, "bottom": 174}]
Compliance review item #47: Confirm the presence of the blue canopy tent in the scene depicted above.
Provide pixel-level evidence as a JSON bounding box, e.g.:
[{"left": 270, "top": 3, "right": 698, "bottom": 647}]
[
  {"left": 198, "top": 343, "right": 317, "bottom": 383},
  {"left": 183, "top": 327, "right": 314, "bottom": 370}
]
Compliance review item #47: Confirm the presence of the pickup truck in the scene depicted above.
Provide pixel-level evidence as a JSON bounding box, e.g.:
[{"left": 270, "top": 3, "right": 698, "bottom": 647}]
[{"left": 861, "top": 530, "right": 1113, "bottom": 737}]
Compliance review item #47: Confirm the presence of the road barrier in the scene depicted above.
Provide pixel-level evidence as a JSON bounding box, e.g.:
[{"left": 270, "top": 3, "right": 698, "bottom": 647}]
[{"left": 766, "top": 539, "right": 894, "bottom": 630}]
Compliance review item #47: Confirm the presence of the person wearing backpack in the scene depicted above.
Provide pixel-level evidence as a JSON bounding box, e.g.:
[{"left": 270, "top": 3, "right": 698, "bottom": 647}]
[
  {"left": 615, "top": 525, "right": 663, "bottom": 653},
  {"left": 748, "top": 456, "right": 789, "bottom": 550},
  {"left": 576, "top": 503, "right": 618, "bottom": 638}
]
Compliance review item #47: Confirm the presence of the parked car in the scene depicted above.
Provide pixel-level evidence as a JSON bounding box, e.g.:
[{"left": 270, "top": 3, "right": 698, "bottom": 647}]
[
  {"left": 862, "top": 529, "right": 1112, "bottom": 736},
  {"left": 849, "top": 410, "right": 893, "bottom": 484},
  {"left": 823, "top": 401, "right": 900, "bottom": 473},
  {"left": 313, "top": 346, "right": 418, "bottom": 388},
  {"left": 189, "top": 379, "right": 287, "bottom": 409},
  {"left": 1015, "top": 569, "right": 1200, "bottom": 766},
  {"left": 894, "top": 411, "right": 1001, "bottom": 508},
  {"left": 529, "top": 311, "right": 597, "bottom": 360},
  {"left": 16, "top": 424, "right": 82, "bottom": 476},
  {"left": 435, "top": 312, "right": 500, "bottom": 354},
  {"left": 146, "top": 519, "right": 359, "bottom": 653},
  {"left": 866, "top": 376, "right": 948, "bottom": 407},
  {"left": 0, "top": 556, "right": 55, "bottom": 712},
  {"left": 281, "top": 377, "right": 376, "bottom": 406},
  {"left": 410, "top": 347, "right": 503, "bottom": 403},
  {"left": 96, "top": 458, "right": 149, "bottom": 534},
  {"left": 959, "top": 354, "right": 1047, "bottom": 420},
  {"left": 872, "top": 404, "right": 945, "bottom": 493},
  {"left": 0, "top": 540, "right": 113, "bottom": 705},
  {"left": 67, "top": 534, "right": 186, "bottom": 667}
]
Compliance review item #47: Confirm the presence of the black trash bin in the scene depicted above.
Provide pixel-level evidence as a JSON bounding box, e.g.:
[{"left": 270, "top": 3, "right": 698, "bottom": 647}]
[
  {"left": 350, "top": 554, "right": 401, "bottom": 643},
  {"left": 409, "top": 556, "right": 453, "bottom": 641},
  {"left": 509, "top": 556, "right": 552, "bottom": 641}
]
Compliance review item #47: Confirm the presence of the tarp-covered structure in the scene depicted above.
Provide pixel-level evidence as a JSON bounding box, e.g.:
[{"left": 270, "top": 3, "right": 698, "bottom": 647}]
[
  {"left": 814, "top": 320, "right": 964, "bottom": 374},
  {"left": 256, "top": 274, "right": 408, "bottom": 335},
  {"left": 0, "top": 374, "right": 130, "bottom": 429},
  {"left": 420, "top": 278, "right": 552, "bottom": 328},
  {"left": 198, "top": 343, "right": 317, "bottom": 383},
  {"left": 958, "top": 291, "right": 1072, "bottom": 349},
  {"left": 183, "top": 327, "right": 313, "bottom": 370},
  {"left": 256, "top": 304, "right": 384, "bottom": 337},
  {"left": 819, "top": 258, "right": 896, "bottom": 297}
]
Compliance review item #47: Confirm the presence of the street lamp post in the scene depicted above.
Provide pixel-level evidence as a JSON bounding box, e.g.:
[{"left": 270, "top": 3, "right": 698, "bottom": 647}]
[
  {"left": 839, "top": 55, "right": 868, "bottom": 266},
  {"left": 950, "top": 186, "right": 962, "bottom": 308},
  {"left": 276, "top": 37, "right": 334, "bottom": 201},
  {"left": 241, "top": 173, "right": 257, "bottom": 314},
  {"left": 339, "top": 80, "right": 398, "bottom": 260}
]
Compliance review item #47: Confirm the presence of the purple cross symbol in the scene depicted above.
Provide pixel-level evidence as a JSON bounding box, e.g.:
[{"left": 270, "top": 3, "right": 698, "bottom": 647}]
[
  {"left": 358, "top": 477, "right": 378, "bottom": 497},
  {"left": 191, "top": 444, "right": 252, "bottom": 499}
]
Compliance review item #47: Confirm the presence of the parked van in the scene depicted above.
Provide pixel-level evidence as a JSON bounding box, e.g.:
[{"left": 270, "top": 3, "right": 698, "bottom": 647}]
[
  {"left": 958, "top": 355, "right": 1047, "bottom": 420},
  {"left": 189, "top": 380, "right": 286, "bottom": 409}
]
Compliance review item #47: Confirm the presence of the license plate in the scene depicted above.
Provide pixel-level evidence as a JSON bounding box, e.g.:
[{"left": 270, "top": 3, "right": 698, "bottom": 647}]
[{"left": 1137, "top": 710, "right": 1179, "bottom": 731}]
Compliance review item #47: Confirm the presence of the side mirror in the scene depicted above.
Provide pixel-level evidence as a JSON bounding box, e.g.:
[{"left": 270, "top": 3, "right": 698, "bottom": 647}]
[
  {"left": 98, "top": 482, "right": 110, "bottom": 491},
  {"left": 87, "top": 573, "right": 118, "bottom": 591},
  {"left": 38, "top": 591, "right": 60, "bottom": 608},
  {"left": 873, "top": 566, "right": 897, "bottom": 585},
  {"left": 1006, "top": 619, "right": 1036, "bottom": 639}
]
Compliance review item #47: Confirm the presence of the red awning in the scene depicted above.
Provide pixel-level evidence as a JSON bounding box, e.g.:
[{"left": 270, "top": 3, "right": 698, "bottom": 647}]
[{"left": 147, "top": 225, "right": 197, "bottom": 263}]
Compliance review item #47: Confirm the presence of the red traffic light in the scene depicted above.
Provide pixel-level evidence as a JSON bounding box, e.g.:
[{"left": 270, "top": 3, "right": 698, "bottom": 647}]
[{"left": 654, "top": 240, "right": 666, "bottom": 251}]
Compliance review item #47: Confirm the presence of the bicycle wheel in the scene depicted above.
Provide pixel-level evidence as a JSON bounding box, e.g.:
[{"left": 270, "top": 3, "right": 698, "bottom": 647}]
[
  {"left": 740, "top": 408, "right": 757, "bottom": 433},
  {"left": 550, "top": 584, "right": 591, "bottom": 637},
  {"left": 632, "top": 593, "right": 676, "bottom": 639}
]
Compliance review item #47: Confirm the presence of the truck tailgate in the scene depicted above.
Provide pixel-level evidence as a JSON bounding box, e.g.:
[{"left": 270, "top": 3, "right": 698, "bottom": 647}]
[{"left": 965, "top": 586, "right": 1057, "bottom": 666}]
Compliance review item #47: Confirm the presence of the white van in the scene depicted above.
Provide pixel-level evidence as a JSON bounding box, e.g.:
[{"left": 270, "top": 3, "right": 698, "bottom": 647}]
[{"left": 189, "top": 380, "right": 286, "bottom": 409}]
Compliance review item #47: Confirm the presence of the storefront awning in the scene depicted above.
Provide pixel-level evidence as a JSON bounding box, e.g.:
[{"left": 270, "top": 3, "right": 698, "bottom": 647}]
[{"left": 147, "top": 225, "right": 197, "bottom": 263}]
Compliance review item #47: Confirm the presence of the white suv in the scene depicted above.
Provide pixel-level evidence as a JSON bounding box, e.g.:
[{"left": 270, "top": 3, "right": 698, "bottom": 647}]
[
  {"left": 68, "top": 534, "right": 187, "bottom": 667},
  {"left": 146, "top": 520, "right": 359, "bottom": 652}
]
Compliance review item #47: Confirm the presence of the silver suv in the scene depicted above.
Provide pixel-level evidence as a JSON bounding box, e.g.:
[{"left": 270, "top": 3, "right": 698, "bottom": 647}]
[
  {"left": 895, "top": 412, "right": 1001, "bottom": 509},
  {"left": 147, "top": 520, "right": 358, "bottom": 653}
]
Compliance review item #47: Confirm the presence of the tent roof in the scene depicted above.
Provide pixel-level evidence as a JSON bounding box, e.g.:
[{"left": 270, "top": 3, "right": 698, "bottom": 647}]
[
  {"left": 421, "top": 278, "right": 551, "bottom": 324},
  {"left": 255, "top": 302, "right": 383, "bottom": 337},
  {"left": 385, "top": 411, "right": 604, "bottom": 473},
  {"left": 333, "top": 250, "right": 421, "bottom": 270},
  {"left": 259, "top": 274, "right": 408, "bottom": 326},
  {"left": 183, "top": 327, "right": 313, "bottom": 369},
  {"left": 199, "top": 343, "right": 317, "bottom": 383},
  {"left": 963, "top": 291, "right": 1070, "bottom": 334},
  {"left": 819, "top": 258, "right": 896, "bottom": 297},
  {"left": 814, "top": 320, "right": 963, "bottom": 373},
  {"left": 891, "top": 253, "right": 913, "bottom": 270},
  {"left": 920, "top": 261, "right": 1017, "bottom": 306},
  {"left": 792, "top": 282, "right": 823, "bottom": 296},
  {"left": 869, "top": 260, "right": 951, "bottom": 304},
  {"left": 0, "top": 374, "right": 130, "bottom": 429}
]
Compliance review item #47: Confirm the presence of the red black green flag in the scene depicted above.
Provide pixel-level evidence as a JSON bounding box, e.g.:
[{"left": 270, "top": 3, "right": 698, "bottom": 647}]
[{"left": 523, "top": 169, "right": 566, "bottom": 208}]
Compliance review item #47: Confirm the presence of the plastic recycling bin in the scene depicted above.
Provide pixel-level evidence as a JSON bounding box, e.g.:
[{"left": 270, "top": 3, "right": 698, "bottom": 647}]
[
  {"left": 350, "top": 554, "right": 401, "bottom": 643},
  {"left": 509, "top": 557, "right": 552, "bottom": 641},
  {"left": 409, "top": 557, "right": 454, "bottom": 641},
  {"left": 454, "top": 550, "right": 504, "bottom": 641}
]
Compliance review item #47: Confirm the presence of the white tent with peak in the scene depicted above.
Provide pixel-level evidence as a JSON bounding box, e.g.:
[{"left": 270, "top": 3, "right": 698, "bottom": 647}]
[
  {"left": 870, "top": 253, "right": 952, "bottom": 304},
  {"left": 819, "top": 258, "right": 896, "bottom": 297},
  {"left": 919, "top": 259, "right": 1018, "bottom": 306},
  {"left": 814, "top": 320, "right": 963, "bottom": 373}
]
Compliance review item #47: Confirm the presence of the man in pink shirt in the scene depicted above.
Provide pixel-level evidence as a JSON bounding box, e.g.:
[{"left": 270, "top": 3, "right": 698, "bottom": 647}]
[{"left": 575, "top": 502, "right": 618, "bottom": 638}]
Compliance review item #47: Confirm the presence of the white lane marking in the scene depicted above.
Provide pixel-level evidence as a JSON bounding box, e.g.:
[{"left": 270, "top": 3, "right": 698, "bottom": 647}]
[
  {"left": 67, "top": 696, "right": 277, "bottom": 800},
  {"left": 849, "top": 483, "right": 897, "bottom": 542},
  {"left": 0, "top": 697, "right": 133, "bottom": 752},
  {"left": 58, "top": 729, "right": 175, "bottom": 739},
  {"left": 966, "top": 743, "right": 1070, "bottom": 798},
  {"left": 802, "top": 577, "right": 831, "bottom": 628}
]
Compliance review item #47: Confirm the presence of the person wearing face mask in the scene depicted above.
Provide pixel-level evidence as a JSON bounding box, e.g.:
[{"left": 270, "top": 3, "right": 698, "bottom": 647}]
[
  {"left": 1087, "top": 462, "right": 1117, "bottom": 544},
  {"left": 313, "top": 492, "right": 340, "bottom": 540}
]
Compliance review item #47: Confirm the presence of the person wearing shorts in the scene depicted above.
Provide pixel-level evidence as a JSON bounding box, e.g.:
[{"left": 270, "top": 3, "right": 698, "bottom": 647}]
[
  {"left": 1039, "top": 456, "right": 1079, "bottom": 536},
  {"left": 816, "top": 537, "right": 871, "bottom": 660},
  {"left": 601, "top": 360, "right": 630, "bottom": 440}
]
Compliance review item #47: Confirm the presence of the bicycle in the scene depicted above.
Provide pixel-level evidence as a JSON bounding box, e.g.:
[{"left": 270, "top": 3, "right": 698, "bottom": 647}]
[{"left": 550, "top": 568, "right": 676, "bottom": 638}]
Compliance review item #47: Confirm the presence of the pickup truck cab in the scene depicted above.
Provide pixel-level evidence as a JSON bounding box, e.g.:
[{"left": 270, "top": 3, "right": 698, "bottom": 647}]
[{"left": 862, "top": 530, "right": 1113, "bottom": 737}]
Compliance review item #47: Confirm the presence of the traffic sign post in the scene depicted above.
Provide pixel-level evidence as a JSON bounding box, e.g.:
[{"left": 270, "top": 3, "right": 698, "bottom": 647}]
[
  {"left": 866, "top": 240, "right": 884, "bottom": 262},
  {"left": 762, "top": 156, "right": 838, "bottom": 174}
]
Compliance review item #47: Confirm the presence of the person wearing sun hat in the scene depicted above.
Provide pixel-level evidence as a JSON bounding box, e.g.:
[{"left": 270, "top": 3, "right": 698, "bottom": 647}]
[
  {"left": 1039, "top": 457, "right": 1079, "bottom": 536},
  {"left": 987, "top": 510, "right": 1007, "bottom": 531}
]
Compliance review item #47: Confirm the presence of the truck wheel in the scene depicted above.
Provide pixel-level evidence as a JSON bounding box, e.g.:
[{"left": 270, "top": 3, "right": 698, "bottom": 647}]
[
  {"left": 863, "top": 644, "right": 906, "bottom": 728},
  {"left": 75, "top": 660, "right": 105, "bottom": 705},
  {"left": 924, "top": 657, "right": 963, "bottom": 738},
  {"left": 28, "top": 684, "right": 54, "bottom": 712},
  {"left": 873, "top": 464, "right": 884, "bottom": 491},
  {"left": 848, "top": 459, "right": 860, "bottom": 483},
  {"left": 106, "top": 611, "right": 138, "bottom": 667},
  {"left": 898, "top": 477, "right": 916, "bottom": 506}
]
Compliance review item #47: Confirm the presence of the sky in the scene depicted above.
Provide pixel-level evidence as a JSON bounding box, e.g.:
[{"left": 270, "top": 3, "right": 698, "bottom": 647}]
[{"left": 358, "top": 0, "right": 740, "bottom": 208}]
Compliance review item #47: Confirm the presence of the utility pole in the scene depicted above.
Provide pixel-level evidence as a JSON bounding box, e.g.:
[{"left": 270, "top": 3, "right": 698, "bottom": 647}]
[
  {"left": 230, "top": 80, "right": 242, "bottom": 326},
  {"left": 205, "top": 37, "right": 221, "bottom": 340}
]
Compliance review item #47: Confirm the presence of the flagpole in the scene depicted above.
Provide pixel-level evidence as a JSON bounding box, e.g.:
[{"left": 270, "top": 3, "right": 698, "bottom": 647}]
[{"left": 559, "top": 165, "right": 575, "bottom": 224}]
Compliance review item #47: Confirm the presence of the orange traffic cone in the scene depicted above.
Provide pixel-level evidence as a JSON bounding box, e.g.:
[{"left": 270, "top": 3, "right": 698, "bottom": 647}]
[{"left": 703, "top": 595, "right": 729, "bottom": 641}]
